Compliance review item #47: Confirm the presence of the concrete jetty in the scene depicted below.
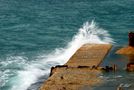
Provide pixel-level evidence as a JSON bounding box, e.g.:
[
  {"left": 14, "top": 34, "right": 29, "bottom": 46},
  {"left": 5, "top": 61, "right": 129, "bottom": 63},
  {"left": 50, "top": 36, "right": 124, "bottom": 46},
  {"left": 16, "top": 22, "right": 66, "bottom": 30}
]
[
  {"left": 65, "top": 44, "right": 112, "bottom": 67},
  {"left": 40, "top": 44, "right": 112, "bottom": 90}
]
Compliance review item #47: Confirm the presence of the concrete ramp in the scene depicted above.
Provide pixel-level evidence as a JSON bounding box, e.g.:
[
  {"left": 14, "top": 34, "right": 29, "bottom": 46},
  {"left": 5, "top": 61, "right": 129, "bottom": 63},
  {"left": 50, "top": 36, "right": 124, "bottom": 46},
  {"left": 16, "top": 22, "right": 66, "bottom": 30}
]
[
  {"left": 66, "top": 44, "right": 112, "bottom": 67},
  {"left": 40, "top": 44, "right": 112, "bottom": 90}
]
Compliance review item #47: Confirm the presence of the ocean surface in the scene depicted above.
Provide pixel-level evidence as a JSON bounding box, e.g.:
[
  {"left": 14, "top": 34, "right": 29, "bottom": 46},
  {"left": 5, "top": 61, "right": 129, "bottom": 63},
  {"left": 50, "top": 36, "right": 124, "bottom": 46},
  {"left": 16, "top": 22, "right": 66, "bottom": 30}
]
[{"left": 0, "top": 0, "right": 134, "bottom": 90}]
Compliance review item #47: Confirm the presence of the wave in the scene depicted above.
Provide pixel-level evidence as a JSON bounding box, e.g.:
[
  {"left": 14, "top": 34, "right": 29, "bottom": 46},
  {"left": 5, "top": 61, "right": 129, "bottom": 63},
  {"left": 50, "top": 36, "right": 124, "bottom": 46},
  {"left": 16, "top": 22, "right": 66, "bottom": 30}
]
[{"left": 7, "top": 21, "right": 113, "bottom": 90}]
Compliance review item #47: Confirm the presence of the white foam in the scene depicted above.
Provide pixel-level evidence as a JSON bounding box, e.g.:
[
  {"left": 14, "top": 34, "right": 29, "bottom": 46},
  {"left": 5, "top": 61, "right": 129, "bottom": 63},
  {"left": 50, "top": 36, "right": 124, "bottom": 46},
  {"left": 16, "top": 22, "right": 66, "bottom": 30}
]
[{"left": 10, "top": 21, "right": 114, "bottom": 90}]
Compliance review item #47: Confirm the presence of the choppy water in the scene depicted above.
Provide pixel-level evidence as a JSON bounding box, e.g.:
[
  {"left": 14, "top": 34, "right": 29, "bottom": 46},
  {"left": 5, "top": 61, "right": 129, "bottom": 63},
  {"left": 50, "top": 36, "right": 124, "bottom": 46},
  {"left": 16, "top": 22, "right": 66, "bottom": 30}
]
[{"left": 0, "top": 0, "right": 134, "bottom": 90}]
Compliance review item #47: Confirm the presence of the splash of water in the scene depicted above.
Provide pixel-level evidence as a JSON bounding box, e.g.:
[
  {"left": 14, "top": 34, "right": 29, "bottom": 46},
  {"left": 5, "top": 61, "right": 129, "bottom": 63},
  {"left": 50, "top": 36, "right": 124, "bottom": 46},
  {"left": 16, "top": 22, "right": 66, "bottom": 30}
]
[{"left": 9, "top": 21, "right": 113, "bottom": 90}]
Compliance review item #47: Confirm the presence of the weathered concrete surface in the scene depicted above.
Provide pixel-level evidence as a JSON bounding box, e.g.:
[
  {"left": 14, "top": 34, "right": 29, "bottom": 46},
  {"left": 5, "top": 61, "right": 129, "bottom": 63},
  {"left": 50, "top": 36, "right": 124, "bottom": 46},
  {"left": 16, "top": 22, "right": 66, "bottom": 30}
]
[
  {"left": 40, "top": 44, "right": 112, "bottom": 90},
  {"left": 66, "top": 44, "right": 112, "bottom": 67},
  {"left": 40, "top": 67, "right": 102, "bottom": 90}
]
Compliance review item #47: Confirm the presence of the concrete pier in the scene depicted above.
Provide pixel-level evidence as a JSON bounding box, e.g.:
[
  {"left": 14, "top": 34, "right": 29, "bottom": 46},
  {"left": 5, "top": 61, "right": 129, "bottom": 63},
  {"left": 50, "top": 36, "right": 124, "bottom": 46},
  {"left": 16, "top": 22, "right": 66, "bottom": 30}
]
[{"left": 40, "top": 44, "right": 112, "bottom": 90}]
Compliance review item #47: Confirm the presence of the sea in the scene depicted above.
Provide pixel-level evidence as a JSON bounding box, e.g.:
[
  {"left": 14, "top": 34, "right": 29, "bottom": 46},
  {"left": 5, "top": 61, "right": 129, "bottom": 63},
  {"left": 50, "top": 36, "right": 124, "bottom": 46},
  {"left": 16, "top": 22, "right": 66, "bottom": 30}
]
[{"left": 0, "top": 0, "right": 134, "bottom": 90}]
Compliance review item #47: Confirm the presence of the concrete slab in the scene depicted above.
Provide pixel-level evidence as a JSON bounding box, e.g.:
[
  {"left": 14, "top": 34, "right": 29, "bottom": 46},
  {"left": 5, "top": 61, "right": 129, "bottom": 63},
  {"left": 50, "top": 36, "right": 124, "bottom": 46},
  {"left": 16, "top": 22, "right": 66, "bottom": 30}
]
[
  {"left": 66, "top": 44, "right": 112, "bottom": 67},
  {"left": 40, "top": 44, "right": 112, "bottom": 90}
]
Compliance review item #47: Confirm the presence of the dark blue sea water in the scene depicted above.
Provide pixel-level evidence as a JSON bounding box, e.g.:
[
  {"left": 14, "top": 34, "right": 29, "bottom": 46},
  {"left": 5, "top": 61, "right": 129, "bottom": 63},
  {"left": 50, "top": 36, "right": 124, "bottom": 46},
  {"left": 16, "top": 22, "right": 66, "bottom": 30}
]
[{"left": 0, "top": 0, "right": 134, "bottom": 90}]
